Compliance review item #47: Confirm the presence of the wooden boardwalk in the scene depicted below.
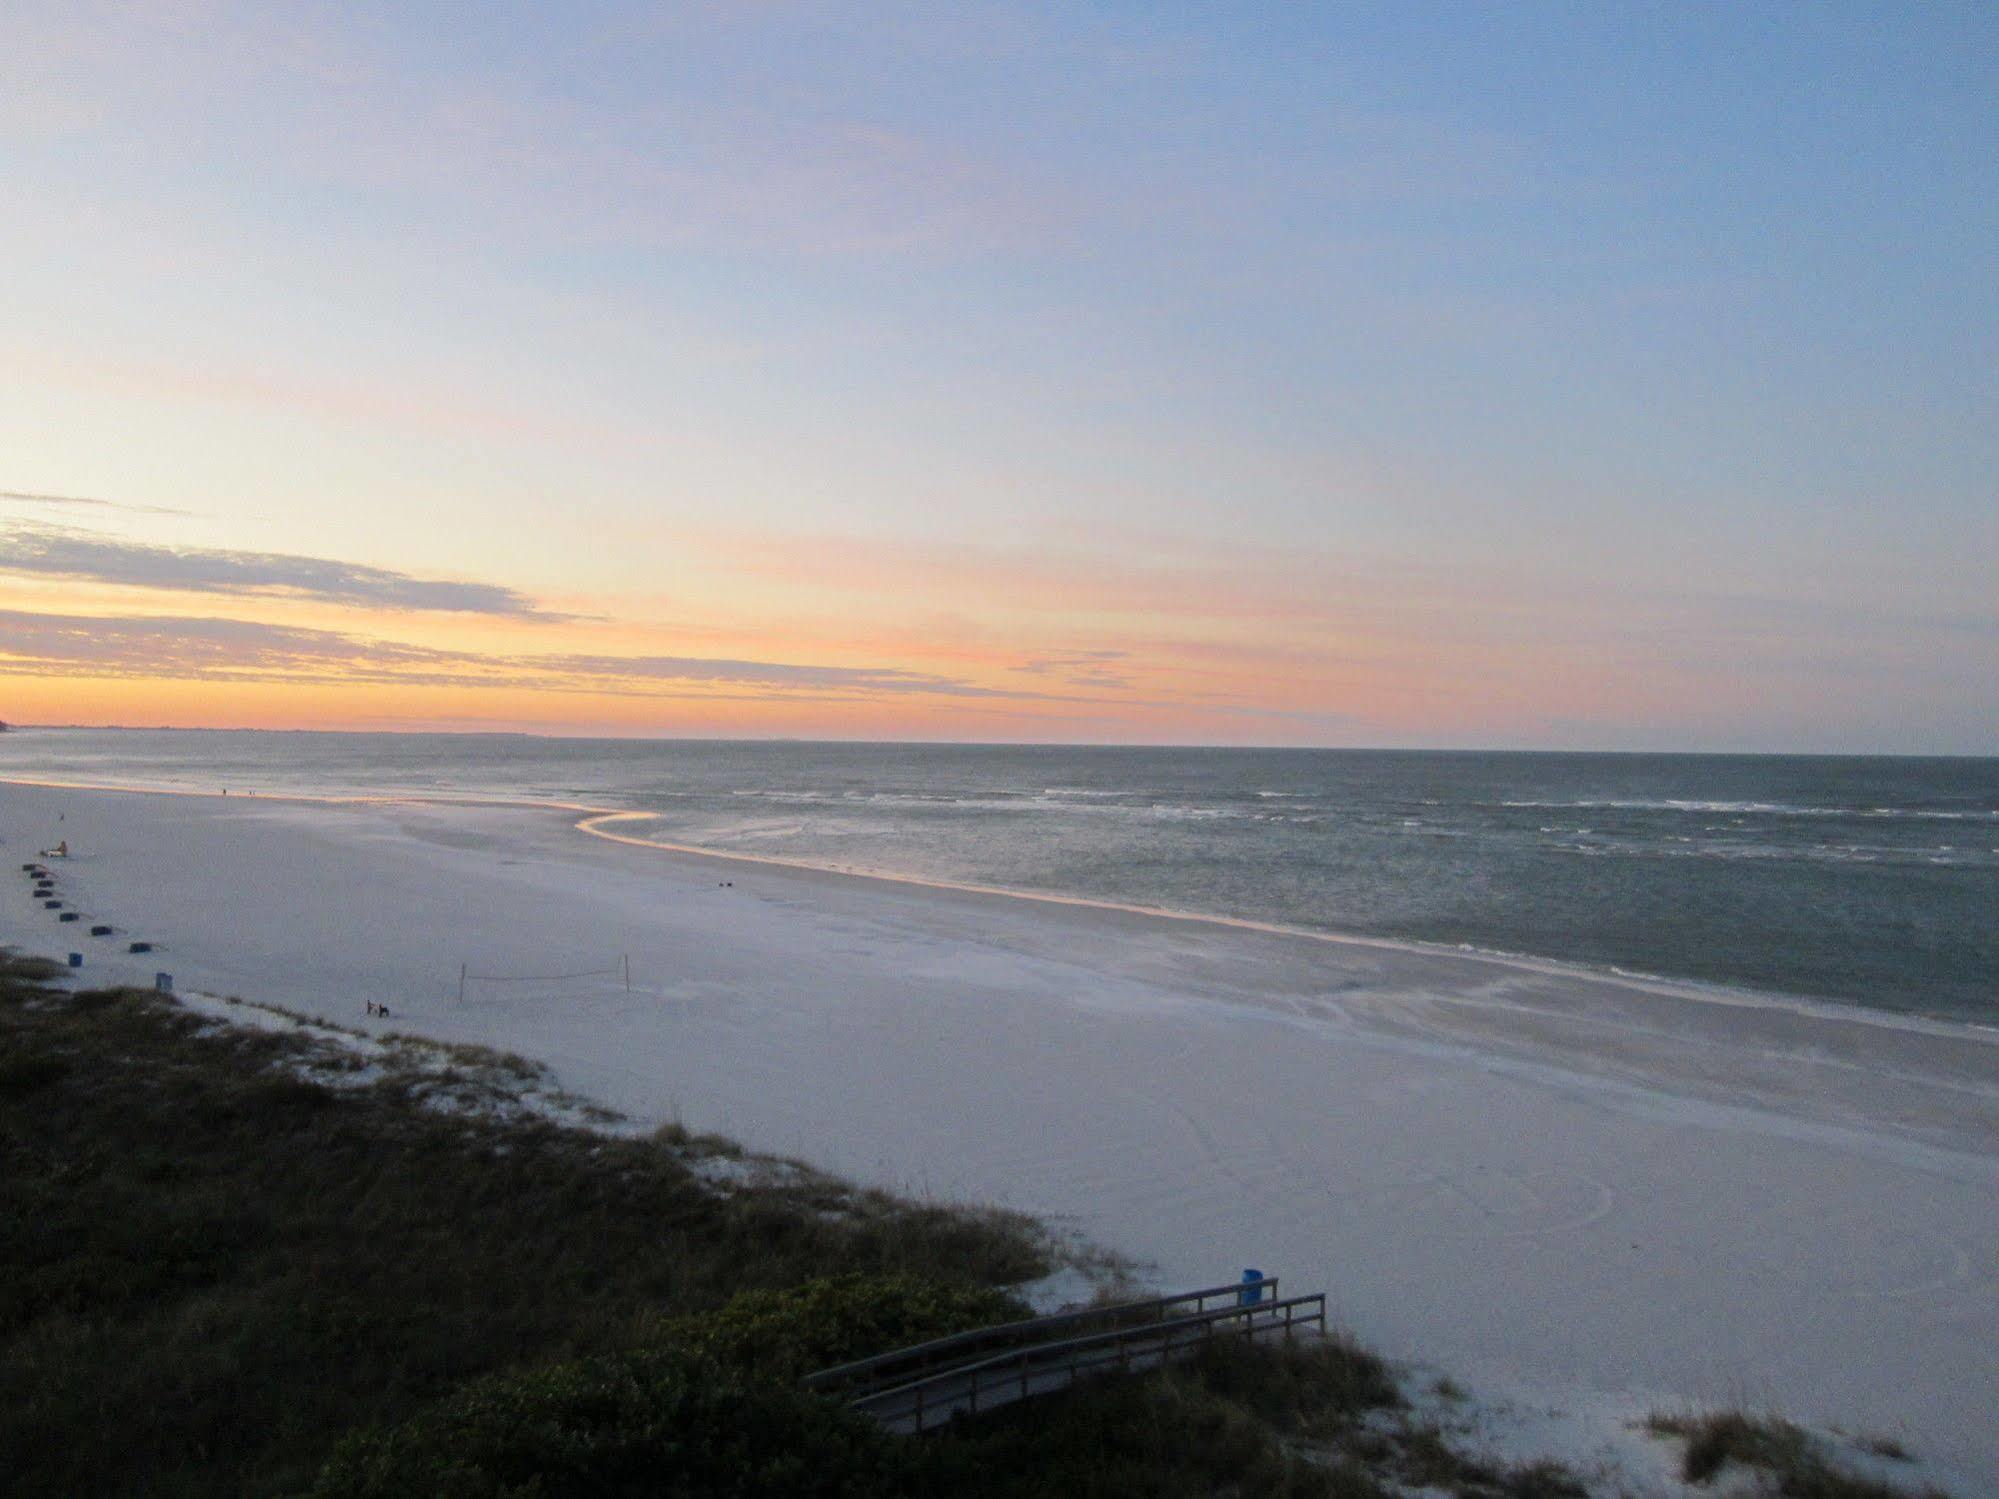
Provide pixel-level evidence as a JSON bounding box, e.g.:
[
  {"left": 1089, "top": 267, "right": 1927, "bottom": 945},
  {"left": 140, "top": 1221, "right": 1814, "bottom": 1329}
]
[{"left": 806, "top": 1278, "right": 1328, "bottom": 1436}]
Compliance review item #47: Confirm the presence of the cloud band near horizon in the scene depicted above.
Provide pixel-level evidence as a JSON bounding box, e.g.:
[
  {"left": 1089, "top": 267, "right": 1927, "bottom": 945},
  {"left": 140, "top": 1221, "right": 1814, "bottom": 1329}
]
[
  {"left": 0, "top": 608, "right": 1101, "bottom": 706},
  {"left": 0, "top": 524, "right": 555, "bottom": 618}
]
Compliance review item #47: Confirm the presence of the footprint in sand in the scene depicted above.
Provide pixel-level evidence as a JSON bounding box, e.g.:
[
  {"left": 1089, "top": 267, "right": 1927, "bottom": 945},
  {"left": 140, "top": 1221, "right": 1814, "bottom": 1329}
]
[
  {"left": 1354, "top": 1168, "right": 1619, "bottom": 1239},
  {"left": 1828, "top": 1232, "right": 1979, "bottom": 1301}
]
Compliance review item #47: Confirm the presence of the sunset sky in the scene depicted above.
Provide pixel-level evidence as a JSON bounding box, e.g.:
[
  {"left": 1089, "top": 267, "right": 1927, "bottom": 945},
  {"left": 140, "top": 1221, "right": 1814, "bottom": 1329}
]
[{"left": 3, "top": 3, "right": 1993, "bottom": 751}]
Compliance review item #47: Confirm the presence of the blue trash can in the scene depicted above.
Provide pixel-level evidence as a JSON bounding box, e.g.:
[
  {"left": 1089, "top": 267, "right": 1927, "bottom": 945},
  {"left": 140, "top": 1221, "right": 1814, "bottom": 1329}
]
[
  {"left": 1240, "top": 1267, "right": 1266, "bottom": 1306},
  {"left": 155, "top": 972, "right": 173, "bottom": 994},
  {"left": 68, "top": 953, "right": 83, "bottom": 969}
]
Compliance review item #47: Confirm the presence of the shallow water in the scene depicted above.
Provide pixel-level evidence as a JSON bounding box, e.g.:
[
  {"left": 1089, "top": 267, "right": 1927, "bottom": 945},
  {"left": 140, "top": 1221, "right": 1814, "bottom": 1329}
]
[{"left": 5, "top": 729, "right": 1994, "bottom": 1020}]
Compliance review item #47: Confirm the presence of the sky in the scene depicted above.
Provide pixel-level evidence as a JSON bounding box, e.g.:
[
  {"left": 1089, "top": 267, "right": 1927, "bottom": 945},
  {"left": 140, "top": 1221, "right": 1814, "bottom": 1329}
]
[{"left": 2, "top": 2, "right": 1993, "bottom": 752}]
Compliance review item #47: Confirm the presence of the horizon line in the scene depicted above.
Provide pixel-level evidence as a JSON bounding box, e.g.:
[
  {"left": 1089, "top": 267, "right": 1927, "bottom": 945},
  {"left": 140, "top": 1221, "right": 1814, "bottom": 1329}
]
[{"left": 4, "top": 722, "right": 1993, "bottom": 761}]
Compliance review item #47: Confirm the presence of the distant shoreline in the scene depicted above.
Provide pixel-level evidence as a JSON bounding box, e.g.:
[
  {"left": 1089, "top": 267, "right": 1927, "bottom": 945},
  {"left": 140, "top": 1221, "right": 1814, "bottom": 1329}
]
[
  {"left": 5, "top": 721, "right": 1996, "bottom": 760},
  {"left": 7, "top": 769, "right": 1990, "bottom": 1043}
]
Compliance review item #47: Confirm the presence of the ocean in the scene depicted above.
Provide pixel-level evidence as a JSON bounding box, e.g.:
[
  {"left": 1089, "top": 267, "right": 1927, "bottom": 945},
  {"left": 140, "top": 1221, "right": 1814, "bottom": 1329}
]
[{"left": 4, "top": 729, "right": 1994, "bottom": 1022}]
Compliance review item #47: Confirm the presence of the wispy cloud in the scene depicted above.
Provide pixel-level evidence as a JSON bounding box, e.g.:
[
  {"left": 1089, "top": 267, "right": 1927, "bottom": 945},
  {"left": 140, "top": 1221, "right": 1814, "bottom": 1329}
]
[
  {"left": 0, "top": 611, "right": 451, "bottom": 682},
  {"left": 0, "top": 488, "right": 196, "bottom": 517},
  {"left": 0, "top": 609, "right": 1091, "bottom": 704},
  {"left": 10, "top": 5, "right": 1072, "bottom": 261},
  {"left": 0, "top": 525, "right": 556, "bottom": 619},
  {"left": 537, "top": 652, "right": 1044, "bottom": 699},
  {"left": 1014, "top": 649, "right": 1133, "bottom": 689}
]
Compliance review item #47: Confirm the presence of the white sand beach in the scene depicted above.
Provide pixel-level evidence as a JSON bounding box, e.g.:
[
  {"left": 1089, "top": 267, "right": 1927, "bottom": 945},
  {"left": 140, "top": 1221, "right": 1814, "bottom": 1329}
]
[{"left": 7, "top": 780, "right": 1996, "bottom": 1483}]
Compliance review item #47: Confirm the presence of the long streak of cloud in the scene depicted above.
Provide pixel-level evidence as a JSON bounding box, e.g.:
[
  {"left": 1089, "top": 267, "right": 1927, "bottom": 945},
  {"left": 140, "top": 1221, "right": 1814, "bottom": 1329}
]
[
  {"left": 0, "top": 609, "right": 1094, "bottom": 704},
  {"left": 0, "top": 525, "right": 554, "bottom": 618},
  {"left": 1, "top": 489, "right": 196, "bottom": 517}
]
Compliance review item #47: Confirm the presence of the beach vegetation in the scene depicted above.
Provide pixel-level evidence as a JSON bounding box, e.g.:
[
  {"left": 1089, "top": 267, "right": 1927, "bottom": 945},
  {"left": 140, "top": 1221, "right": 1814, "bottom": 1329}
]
[
  {"left": 7, "top": 950, "right": 1913, "bottom": 1499},
  {"left": 1860, "top": 1436, "right": 1913, "bottom": 1462},
  {"left": 1381, "top": 1420, "right": 1590, "bottom": 1499},
  {"left": 0, "top": 953, "right": 1042, "bottom": 1496},
  {"left": 311, "top": 1347, "right": 912, "bottom": 1498},
  {"left": 1647, "top": 1408, "right": 1949, "bottom": 1497},
  {"left": 309, "top": 1288, "right": 1420, "bottom": 1499}
]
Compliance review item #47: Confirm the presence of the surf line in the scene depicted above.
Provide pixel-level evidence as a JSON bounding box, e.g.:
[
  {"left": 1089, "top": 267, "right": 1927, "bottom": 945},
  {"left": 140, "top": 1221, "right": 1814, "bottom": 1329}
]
[
  {"left": 1, "top": 776, "right": 1977, "bottom": 1044},
  {"left": 566, "top": 812, "right": 1993, "bottom": 1044}
]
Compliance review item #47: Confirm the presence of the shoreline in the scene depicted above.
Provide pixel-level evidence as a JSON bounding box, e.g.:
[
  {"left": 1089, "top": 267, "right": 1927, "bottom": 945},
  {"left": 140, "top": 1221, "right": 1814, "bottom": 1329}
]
[
  {"left": 8, "top": 771, "right": 1991, "bottom": 1045},
  {"left": 5, "top": 777, "right": 1997, "bottom": 1476}
]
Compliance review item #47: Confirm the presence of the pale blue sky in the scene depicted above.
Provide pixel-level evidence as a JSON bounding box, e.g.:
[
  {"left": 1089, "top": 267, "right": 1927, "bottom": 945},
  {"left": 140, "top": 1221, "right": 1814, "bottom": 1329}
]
[{"left": 2, "top": 3, "right": 1994, "bottom": 748}]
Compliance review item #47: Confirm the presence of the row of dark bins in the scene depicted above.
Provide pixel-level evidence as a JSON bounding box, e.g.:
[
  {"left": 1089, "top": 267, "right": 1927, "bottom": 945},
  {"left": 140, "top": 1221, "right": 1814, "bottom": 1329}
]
[{"left": 22, "top": 861, "right": 157, "bottom": 967}]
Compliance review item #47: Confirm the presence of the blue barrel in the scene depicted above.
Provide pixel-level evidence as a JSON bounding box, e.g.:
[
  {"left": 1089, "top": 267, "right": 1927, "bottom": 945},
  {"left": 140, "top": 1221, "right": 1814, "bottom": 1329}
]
[
  {"left": 68, "top": 953, "right": 83, "bottom": 969},
  {"left": 1240, "top": 1267, "right": 1266, "bottom": 1306},
  {"left": 155, "top": 972, "right": 173, "bottom": 993}
]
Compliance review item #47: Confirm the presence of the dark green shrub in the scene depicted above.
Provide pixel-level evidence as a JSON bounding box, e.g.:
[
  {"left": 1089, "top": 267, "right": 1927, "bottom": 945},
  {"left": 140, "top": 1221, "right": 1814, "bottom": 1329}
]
[
  {"left": 1182, "top": 1332, "right": 1401, "bottom": 1436},
  {"left": 666, "top": 1272, "right": 1025, "bottom": 1379},
  {"left": 0, "top": 1051, "right": 68, "bottom": 1097},
  {"left": 308, "top": 1346, "right": 913, "bottom": 1499}
]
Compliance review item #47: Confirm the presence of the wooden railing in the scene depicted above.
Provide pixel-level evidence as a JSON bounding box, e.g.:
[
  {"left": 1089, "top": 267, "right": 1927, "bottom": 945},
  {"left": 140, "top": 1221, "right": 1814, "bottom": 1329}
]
[
  {"left": 805, "top": 1277, "right": 1277, "bottom": 1401},
  {"left": 810, "top": 1282, "right": 1328, "bottom": 1436}
]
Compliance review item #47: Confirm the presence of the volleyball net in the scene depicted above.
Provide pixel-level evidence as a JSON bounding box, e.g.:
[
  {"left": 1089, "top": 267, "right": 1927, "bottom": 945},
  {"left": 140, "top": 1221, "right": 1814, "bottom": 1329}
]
[{"left": 456, "top": 954, "right": 631, "bottom": 1003}]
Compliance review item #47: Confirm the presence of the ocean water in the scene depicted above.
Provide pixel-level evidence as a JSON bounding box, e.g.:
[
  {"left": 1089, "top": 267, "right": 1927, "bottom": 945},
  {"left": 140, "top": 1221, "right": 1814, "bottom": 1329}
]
[{"left": 5, "top": 729, "right": 1995, "bottom": 1022}]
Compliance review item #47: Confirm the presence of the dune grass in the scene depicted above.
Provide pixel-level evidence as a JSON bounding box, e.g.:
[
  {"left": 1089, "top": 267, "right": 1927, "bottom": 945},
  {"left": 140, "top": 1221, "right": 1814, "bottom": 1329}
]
[
  {"left": 4, "top": 947, "right": 1500, "bottom": 1498},
  {"left": 11, "top": 947, "right": 1929, "bottom": 1499},
  {"left": 1647, "top": 1408, "right": 1949, "bottom": 1498},
  {"left": 0, "top": 952, "right": 1045, "bottom": 1496}
]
